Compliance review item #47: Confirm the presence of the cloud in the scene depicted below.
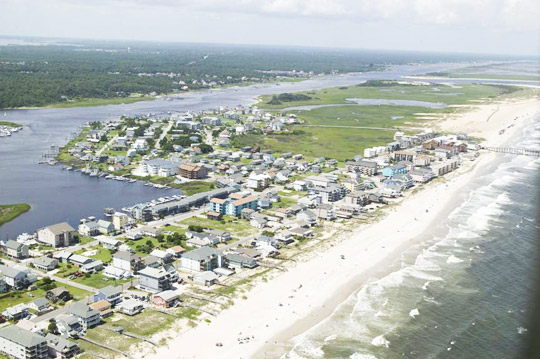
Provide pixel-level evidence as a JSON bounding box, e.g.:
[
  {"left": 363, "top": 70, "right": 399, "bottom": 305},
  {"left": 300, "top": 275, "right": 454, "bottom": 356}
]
[{"left": 75, "top": 0, "right": 539, "bottom": 30}]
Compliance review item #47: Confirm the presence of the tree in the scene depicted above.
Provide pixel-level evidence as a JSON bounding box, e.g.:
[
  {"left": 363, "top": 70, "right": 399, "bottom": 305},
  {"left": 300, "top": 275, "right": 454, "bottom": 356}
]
[
  {"left": 199, "top": 143, "right": 213, "bottom": 154},
  {"left": 48, "top": 320, "right": 58, "bottom": 334}
]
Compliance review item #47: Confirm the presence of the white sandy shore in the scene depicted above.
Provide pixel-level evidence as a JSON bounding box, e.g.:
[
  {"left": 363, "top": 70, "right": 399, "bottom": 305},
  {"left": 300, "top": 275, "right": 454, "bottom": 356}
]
[{"left": 149, "top": 96, "right": 540, "bottom": 359}]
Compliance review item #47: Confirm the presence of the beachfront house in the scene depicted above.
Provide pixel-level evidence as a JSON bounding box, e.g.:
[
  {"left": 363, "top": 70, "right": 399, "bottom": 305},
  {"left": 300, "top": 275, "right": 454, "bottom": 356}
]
[
  {"left": 68, "top": 303, "right": 101, "bottom": 329},
  {"left": 0, "top": 325, "right": 48, "bottom": 359},
  {"left": 153, "top": 290, "right": 180, "bottom": 308},
  {"left": 45, "top": 333, "right": 80, "bottom": 359},
  {"left": 138, "top": 267, "right": 171, "bottom": 292},
  {"left": 37, "top": 222, "right": 77, "bottom": 248},
  {"left": 93, "top": 285, "right": 123, "bottom": 306},
  {"left": 382, "top": 164, "right": 408, "bottom": 178},
  {"left": 180, "top": 247, "right": 221, "bottom": 272}
]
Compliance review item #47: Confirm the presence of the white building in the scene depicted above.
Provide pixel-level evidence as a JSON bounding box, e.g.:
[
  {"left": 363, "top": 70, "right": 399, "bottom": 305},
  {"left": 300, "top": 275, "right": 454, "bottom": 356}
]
[
  {"left": 37, "top": 222, "right": 76, "bottom": 248},
  {"left": 0, "top": 326, "right": 48, "bottom": 359}
]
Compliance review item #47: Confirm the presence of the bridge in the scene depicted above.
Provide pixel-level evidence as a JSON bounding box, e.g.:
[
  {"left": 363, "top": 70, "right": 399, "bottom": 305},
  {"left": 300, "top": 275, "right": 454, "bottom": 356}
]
[{"left": 484, "top": 147, "right": 540, "bottom": 157}]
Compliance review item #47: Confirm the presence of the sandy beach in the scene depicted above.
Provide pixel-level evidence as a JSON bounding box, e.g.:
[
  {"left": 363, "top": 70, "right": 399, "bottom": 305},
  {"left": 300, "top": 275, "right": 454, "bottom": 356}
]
[{"left": 148, "top": 95, "right": 540, "bottom": 359}]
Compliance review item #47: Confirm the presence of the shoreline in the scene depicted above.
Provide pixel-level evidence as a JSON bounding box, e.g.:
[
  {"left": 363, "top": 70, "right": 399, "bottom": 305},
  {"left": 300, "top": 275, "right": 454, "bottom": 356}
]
[{"left": 147, "top": 96, "right": 539, "bottom": 359}]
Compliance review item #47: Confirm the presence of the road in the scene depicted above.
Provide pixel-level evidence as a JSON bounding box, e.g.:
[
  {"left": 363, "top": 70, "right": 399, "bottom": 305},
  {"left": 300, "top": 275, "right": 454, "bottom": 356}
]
[
  {"left": 96, "top": 134, "right": 119, "bottom": 156},
  {"left": 155, "top": 121, "right": 174, "bottom": 149}
]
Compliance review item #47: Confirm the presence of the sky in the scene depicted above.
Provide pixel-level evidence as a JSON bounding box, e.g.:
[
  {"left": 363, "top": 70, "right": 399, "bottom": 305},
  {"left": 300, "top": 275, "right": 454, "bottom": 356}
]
[{"left": 1, "top": 0, "right": 539, "bottom": 56}]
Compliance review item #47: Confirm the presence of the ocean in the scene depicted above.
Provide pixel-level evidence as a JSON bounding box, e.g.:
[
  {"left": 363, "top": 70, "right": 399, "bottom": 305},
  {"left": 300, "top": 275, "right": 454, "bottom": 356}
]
[{"left": 282, "top": 116, "right": 540, "bottom": 359}]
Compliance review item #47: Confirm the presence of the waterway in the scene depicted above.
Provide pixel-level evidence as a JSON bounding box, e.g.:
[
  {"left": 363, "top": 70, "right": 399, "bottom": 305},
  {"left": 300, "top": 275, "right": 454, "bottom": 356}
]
[{"left": 1, "top": 61, "right": 538, "bottom": 238}]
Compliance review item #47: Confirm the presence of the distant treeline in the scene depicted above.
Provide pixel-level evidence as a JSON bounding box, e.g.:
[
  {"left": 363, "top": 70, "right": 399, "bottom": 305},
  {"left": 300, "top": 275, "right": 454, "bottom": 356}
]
[{"left": 0, "top": 39, "right": 523, "bottom": 108}]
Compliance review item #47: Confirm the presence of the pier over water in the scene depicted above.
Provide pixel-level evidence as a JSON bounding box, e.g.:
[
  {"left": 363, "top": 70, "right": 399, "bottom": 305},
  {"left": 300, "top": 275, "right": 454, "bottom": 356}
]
[{"left": 484, "top": 147, "right": 540, "bottom": 157}]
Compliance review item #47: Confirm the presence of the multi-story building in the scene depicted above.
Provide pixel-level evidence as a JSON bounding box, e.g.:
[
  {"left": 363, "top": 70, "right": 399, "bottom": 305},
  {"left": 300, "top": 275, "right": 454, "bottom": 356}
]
[
  {"left": 68, "top": 303, "right": 101, "bottom": 329},
  {"left": 112, "top": 251, "right": 144, "bottom": 273},
  {"left": 0, "top": 325, "right": 48, "bottom": 359},
  {"left": 344, "top": 191, "right": 370, "bottom": 207},
  {"left": 381, "top": 163, "right": 408, "bottom": 178},
  {"left": 345, "top": 160, "right": 378, "bottom": 176},
  {"left": 180, "top": 247, "right": 220, "bottom": 272},
  {"left": 112, "top": 212, "right": 130, "bottom": 230},
  {"left": 178, "top": 163, "right": 207, "bottom": 179},
  {"left": 309, "top": 185, "right": 346, "bottom": 203},
  {"left": 210, "top": 194, "right": 259, "bottom": 217},
  {"left": 37, "top": 222, "right": 76, "bottom": 248},
  {"left": 138, "top": 267, "right": 171, "bottom": 292}
]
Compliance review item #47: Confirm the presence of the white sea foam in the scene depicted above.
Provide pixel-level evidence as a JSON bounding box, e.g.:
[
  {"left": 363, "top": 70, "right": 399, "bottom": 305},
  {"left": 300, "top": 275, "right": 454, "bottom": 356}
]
[
  {"left": 409, "top": 308, "right": 420, "bottom": 318},
  {"left": 447, "top": 255, "right": 464, "bottom": 264},
  {"left": 374, "top": 311, "right": 387, "bottom": 317},
  {"left": 324, "top": 334, "right": 337, "bottom": 342},
  {"left": 350, "top": 353, "right": 378, "bottom": 359},
  {"left": 371, "top": 335, "right": 390, "bottom": 348}
]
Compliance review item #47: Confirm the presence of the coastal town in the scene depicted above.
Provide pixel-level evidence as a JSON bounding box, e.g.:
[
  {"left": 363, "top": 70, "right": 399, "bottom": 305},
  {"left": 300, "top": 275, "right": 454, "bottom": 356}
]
[{"left": 0, "top": 99, "right": 483, "bottom": 359}]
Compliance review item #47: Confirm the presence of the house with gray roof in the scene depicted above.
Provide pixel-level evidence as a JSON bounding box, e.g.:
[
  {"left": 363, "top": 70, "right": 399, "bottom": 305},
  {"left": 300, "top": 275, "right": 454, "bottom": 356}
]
[
  {"left": 0, "top": 325, "right": 48, "bottom": 359},
  {"left": 0, "top": 265, "right": 30, "bottom": 289},
  {"left": 5, "top": 240, "right": 28, "bottom": 259},
  {"left": 28, "top": 297, "right": 51, "bottom": 313},
  {"left": 153, "top": 290, "right": 180, "bottom": 308},
  {"left": 55, "top": 315, "right": 82, "bottom": 338},
  {"left": 223, "top": 253, "right": 258, "bottom": 269},
  {"left": 2, "top": 304, "right": 29, "bottom": 321},
  {"left": 68, "top": 303, "right": 100, "bottom": 329},
  {"left": 94, "top": 285, "right": 123, "bottom": 306},
  {"left": 33, "top": 256, "right": 59, "bottom": 271},
  {"left": 45, "top": 333, "right": 80, "bottom": 359}
]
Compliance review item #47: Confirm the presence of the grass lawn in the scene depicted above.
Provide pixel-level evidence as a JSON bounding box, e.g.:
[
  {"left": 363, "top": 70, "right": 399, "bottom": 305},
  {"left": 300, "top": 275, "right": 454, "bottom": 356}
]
[
  {"left": 173, "top": 180, "right": 216, "bottom": 195},
  {"left": 179, "top": 216, "right": 257, "bottom": 237},
  {"left": 79, "top": 236, "right": 96, "bottom": 245},
  {"left": 71, "top": 272, "right": 130, "bottom": 289},
  {"left": 108, "top": 310, "right": 177, "bottom": 336},
  {"left": 74, "top": 246, "right": 113, "bottom": 263},
  {"left": 273, "top": 196, "right": 298, "bottom": 208},
  {"left": 0, "top": 280, "right": 91, "bottom": 312},
  {"left": 0, "top": 203, "right": 31, "bottom": 226}
]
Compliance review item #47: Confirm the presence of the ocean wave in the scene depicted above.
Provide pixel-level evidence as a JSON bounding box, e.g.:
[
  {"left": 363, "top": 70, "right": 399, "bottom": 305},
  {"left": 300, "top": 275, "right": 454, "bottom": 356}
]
[
  {"left": 324, "top": 334, "right": 337, "bottom": 342},
  {"left": 447, "top": 255, "right": 464, "bottom": 264},
  {"left": 350, "top": 353, "right": 378, "bottom": 359},
  {"left": 371, "top": 335, "right": 390, "bottom": 348}
]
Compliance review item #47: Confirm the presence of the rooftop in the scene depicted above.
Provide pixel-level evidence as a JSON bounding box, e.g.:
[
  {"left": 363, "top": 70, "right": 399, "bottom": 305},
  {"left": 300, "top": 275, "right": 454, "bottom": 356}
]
[{"left": 0, "top": 325, "right": 46, "bottom": 348}]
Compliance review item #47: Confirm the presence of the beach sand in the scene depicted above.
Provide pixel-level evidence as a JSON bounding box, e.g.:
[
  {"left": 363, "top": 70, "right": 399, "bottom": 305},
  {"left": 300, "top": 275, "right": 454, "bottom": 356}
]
[{"left": 148, "top": 96, "right": 540, "bottom": 359}]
